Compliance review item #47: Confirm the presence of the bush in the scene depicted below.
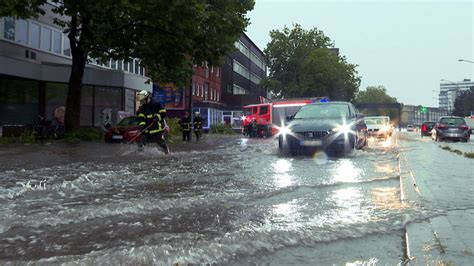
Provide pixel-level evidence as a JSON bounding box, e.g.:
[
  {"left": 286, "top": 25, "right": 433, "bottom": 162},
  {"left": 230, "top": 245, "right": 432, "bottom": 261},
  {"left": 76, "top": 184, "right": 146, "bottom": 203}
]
[
  {"left": 20, "top": 130, "right": 38, "bottom": 144},
  {"left": 0, "top": 137, "right": 18, "bottom": 144},
  {"left": 63, "top": 127, "right": 103, "bottom": 142},
  {"left": 464, "top": 152, "right": 474, "bottom": 159},
  {"left": 164, "top": 117, "right": 182, "bottom": 143},
  {"left": 209, "top": 123, "right": 234, "bottom": 134}
]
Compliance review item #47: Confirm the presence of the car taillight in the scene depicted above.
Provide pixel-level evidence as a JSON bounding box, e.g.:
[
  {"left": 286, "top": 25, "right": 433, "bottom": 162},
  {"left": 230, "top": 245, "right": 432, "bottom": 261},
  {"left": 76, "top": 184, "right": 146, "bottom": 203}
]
[
  {"left": 421, "top": 124, "right": 427, "bottom": 131},
  {"left": 437, "top": 124, "right": 448, "bottom": 129},
  {"left": 459, "top": 125, "right": 469, "bottom": 130}
]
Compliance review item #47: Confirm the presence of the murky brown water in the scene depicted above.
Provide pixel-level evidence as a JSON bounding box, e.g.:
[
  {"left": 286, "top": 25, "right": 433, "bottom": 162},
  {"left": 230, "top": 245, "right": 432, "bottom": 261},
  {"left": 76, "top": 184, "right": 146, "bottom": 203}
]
[{"left": 0, "top": 134, "right": 439, "bottom": 264}]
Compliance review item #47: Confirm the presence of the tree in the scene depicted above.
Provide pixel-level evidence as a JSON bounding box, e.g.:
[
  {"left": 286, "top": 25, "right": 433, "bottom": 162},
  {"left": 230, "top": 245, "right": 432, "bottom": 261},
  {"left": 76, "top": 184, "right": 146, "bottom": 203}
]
[
  {"left": 452, "top": 87, "right": 474, "bottom": 116},
  {"left": 263, "top": 24, "right": 360, "bottom": 101},
  {"left": 2, "top": 0, "right": 254, "bottom": 132},
  {"left": 355, "top": 86, "right": 399, "bottom": 119}
]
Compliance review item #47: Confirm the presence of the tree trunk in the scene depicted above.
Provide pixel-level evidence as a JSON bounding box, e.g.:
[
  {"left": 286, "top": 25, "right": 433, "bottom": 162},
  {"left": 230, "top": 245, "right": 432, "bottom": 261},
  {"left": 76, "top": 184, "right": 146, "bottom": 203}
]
[{"left": 64, "top": 50, "right": 86, "bottom": 132}]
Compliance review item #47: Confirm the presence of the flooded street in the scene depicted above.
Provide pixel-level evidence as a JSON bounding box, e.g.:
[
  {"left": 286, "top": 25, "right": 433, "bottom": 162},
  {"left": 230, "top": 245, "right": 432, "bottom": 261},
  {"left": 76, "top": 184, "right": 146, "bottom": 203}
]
[{"left": 0, "top": 134, "right": 446, "bottom": 264}]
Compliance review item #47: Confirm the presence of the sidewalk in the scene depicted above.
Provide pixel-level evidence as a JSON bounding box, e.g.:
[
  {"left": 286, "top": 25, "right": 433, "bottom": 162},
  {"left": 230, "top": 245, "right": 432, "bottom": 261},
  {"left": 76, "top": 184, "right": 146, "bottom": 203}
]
[{"left": 398, "top": 133, "right": 474, "bottom": 265}]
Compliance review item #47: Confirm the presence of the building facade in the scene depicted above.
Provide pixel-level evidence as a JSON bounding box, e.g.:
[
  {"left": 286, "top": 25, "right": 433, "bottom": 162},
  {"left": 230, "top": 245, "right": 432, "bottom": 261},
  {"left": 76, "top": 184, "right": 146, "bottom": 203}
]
[
  {"left": 0, "top": 4, "right": 151, "bottom": 132},
  {"left": 401, "top": 105, "right": 448, "bottom": 126},
  {"left": 439, "top": 79, "right": 474, "bottom": 114},
  {"left": 190, "top": 33, "right": 267, "bottom": 130}
]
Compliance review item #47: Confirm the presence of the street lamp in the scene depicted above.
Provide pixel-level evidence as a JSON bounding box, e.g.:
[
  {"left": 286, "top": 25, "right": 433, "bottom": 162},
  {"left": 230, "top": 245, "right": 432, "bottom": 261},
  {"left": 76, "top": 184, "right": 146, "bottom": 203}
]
[{"left": 458, "top": 59, "right": 474, "bottom": 64}]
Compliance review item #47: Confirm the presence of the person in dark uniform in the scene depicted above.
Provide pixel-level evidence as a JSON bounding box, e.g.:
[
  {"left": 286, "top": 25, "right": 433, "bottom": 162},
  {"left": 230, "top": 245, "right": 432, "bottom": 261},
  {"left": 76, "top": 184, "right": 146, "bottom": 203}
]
[
  {"left": 136, "top": 90, "right": 169, "bottom": 154},
  {"left": 193, "top": 112, "right": 204, "bottom": 142},
  {"left": 249, "top": 118, "right": 258, "bottom": 138},
  {"left": 179, "top": 112, "right": 192, "bottom": 142}
]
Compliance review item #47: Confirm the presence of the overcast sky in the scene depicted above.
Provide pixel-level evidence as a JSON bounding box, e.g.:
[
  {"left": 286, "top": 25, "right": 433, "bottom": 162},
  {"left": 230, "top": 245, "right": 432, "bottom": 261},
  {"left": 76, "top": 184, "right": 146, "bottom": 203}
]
[{"left": 245, "top": 0, "right": 473, "bottom": 107}]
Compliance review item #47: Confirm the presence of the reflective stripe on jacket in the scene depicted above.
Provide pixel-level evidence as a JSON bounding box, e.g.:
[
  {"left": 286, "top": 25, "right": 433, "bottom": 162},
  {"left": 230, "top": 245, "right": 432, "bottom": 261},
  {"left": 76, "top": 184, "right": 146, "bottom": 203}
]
[{"left": 137, "top": 102, "right": 166, "bottom": 134}]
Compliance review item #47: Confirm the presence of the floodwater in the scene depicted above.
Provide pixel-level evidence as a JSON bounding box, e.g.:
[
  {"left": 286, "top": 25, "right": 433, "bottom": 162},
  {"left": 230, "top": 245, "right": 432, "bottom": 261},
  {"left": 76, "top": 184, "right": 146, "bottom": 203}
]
[{"left": 0, "top": 134, "right": 441, "bottom": 264}]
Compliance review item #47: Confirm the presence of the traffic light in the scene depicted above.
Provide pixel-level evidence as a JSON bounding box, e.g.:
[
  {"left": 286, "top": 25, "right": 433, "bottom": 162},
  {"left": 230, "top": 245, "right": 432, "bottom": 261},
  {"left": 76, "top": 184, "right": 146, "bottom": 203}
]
[{"left": 421, "top": 106, "right": 427, "bottom": 113}]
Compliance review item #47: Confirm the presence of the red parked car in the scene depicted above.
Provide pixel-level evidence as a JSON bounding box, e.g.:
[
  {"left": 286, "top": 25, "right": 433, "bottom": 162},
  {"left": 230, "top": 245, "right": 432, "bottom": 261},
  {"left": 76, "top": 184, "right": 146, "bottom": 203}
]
[
  {"left": 420, "top": 121, "right": 436, "bottom": 137},
  {"left": 104, "top": 116, "right": 142, "bottom": 143}
]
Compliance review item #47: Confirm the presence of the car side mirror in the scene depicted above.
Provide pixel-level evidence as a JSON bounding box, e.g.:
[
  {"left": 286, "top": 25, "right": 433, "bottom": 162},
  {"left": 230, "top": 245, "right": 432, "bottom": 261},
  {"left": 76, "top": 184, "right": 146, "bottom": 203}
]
[{"left": 286, "top": 115, "right": 293, "bottom": 121}]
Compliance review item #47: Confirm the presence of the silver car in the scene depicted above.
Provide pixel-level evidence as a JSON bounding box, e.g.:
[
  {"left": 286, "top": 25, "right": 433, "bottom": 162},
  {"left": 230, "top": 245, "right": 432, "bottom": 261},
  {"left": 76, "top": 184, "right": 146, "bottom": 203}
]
[{"left": 434, "top": 116, "right": 471, "bottom": 142}]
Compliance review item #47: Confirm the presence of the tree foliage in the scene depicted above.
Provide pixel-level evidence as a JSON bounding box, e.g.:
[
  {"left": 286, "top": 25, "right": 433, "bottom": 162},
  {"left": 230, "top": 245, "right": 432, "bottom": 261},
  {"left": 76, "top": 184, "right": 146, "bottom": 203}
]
[
  {"left": 263, "top": 24, "right": 360, "bottom": 101},
  {"left": 355, "top": 86, "right": 398, "bottom": 104},
  {"left": 452, "top": 87, "right": 474, "bottom": 116},
  {"left": 2, "top": 0, "right": 254, "bottom": 131},
  {"left": 355, "top": 86, "right": 399, "bottom": 118}
]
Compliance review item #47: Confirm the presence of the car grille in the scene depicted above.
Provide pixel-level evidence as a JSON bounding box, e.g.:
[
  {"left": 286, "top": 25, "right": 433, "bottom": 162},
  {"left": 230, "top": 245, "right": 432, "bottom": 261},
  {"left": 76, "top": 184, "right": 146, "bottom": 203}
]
[
  {"left": 368, "top": 129, "right": 379, "bottom": 132},
  {"left": 297, "top": 131, "right": 329, "bottom": 139}
]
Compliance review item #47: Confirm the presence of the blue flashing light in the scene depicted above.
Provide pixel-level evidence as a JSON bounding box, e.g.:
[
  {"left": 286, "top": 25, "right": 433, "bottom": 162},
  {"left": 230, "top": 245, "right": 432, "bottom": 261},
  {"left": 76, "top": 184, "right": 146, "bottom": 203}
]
[{"left": 320, "top": 98, "right": 329, "bottom": 103}]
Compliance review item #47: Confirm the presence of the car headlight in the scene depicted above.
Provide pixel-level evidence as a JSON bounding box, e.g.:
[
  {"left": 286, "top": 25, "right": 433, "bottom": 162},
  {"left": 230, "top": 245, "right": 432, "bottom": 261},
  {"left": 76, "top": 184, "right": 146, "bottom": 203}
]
[
  {"left": 279, "top": 126, "right": 292, "bottom": 135},
  {"left": 332, "top": 124, "right": 351, "bottom": 134}
]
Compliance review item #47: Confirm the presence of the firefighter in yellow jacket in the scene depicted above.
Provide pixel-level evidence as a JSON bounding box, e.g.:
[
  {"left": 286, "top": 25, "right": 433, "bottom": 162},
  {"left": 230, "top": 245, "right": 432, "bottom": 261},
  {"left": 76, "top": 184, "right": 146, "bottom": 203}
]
[{"left": 136, "top": 90, "right": 169, "bottom": 154}]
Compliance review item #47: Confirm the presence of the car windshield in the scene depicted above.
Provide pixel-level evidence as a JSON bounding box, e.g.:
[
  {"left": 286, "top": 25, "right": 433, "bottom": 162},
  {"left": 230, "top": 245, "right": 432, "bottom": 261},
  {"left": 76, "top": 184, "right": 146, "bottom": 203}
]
[
  {"left": 439, "top": 118, "right": 465, "bottom": 125},
  {"left": 365, "top": 118, "right": 385, "bottom": 125},
  {"left": 117, "top": 116, "right": 139, "bottom": 126},
  {"left": 293, "top": 104, "right": 350, "bottom": 119},
  {"left": 243, "top": 108, "right": 252, "bottom": 116}
]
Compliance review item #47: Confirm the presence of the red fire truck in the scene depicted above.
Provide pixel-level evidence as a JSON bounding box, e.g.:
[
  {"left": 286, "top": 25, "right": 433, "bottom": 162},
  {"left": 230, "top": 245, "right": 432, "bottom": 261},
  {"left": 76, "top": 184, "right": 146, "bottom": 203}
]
[{"left": 242, "top": 97, "right": 329, "bottom": 137}]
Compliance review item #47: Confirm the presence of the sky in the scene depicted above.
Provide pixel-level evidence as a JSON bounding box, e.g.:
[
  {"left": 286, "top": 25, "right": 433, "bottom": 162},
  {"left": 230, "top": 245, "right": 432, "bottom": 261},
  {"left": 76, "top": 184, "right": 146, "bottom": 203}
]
[{"left": 245, "top": 0, "right": 474, "bottom": 107}]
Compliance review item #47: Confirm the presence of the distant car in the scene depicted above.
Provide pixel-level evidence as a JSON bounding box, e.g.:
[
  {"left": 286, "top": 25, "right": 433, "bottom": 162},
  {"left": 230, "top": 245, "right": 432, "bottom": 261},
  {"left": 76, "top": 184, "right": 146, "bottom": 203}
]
[
  {"left": 407, "top": 125, "right": 414, "bottom": 132},
  {"left": 365, "top": 116, "right": 392, "bottom": 139},
  {"left": 278, "top": 101, "right": 368, "bottom": 156},
  {"left": 104, "top": 116, "right": 142, "bottom": 143},
  {"left": 421, "top": 121, "right": 436, "bottom": 137},
  {"left": 433, "top": 116, "right": 471, "bottom": 142}
]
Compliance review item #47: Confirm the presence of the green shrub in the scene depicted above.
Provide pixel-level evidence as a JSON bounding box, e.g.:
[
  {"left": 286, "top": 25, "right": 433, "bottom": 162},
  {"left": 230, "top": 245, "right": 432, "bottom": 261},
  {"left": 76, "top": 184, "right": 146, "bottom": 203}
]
[
  {"left": 464, "top": 152, "right": 474, "bottom": 159},
  {"left": 63, "top": 127, "right": 103, "bottom": 142},
  {"left": 209, "top": 123, "right": 234, "bottom": 134},
  {"left": 0, "top": 137, "right": 18, "bottom": 144},
  {"left": 164, "top": 117, "right": 182, "bottom": 143},
  {"left": 20, "top": 130, "right": 38, "bottom": 144}
]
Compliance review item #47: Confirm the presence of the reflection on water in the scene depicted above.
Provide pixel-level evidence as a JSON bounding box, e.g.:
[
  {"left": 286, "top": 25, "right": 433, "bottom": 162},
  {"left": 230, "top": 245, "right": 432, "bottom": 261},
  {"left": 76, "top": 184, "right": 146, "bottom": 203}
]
[
  {"left": 330, "top": 187, "right": 369, "bottom": 224},
  {"left": 332, "top": 159, "right": 362, "bottom": 183},
  {"left": 272, "top": 159, "right": 294, "bottom": 188},
  {"left": 370, "top": 187, "right": 406, "bottom": 211},
  {"left": 272, "top": 199, "right": 303, "bottom": 230}
]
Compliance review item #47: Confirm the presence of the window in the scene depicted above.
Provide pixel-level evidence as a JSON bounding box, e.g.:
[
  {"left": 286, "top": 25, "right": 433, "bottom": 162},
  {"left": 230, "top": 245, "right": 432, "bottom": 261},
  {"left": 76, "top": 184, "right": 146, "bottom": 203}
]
[
  {"left": 192, "top": 84, "right": 196, "bottom": 95},
  {"left": 233, "top": 84, "right": 248, "bottom": 95},
  {"left": 233, "top": 61, "right": 250, "bottom": 79},
  {"left": 235, "top": 41, "right": 250, "bottom": 58},
  {"left": 134, "top": 60, "right": 139, "bottom": 74},
  {"left": 53, "top": 31, "right": 61, "bottom": 54},
  {"left": 0, "top": 77, "right": 39, "bottom": 125},
  {"left": 63, "top": 35, "right": 71, "bottom": 56},
  {"left": 140, "top": 66, "right": 144, "bottom": 76},
  {"left": 216, "top": 91, "right": 219, "bottom": 102},
  {"left": 204, "top": 83, "right": 209, "bottom": 100},
  {"left": 250, "top": 51, "right": 266, "bottom": 71},
  {"left": 111, "top": 60, "right": 117, "bottom": 69},
  {"left": 29, "top": 22, "right": 40, "bottom": 48},
  {"left": 15, "top": 19, "right": 28, "bottom": 45},
  {"left": 124, "top": 60, "right": 130, "bottom": 72},
  {"left": 41, "top": 27, "right": 52, "bottom": 51},
  {"left": 3, "top": 17, "right": 15, "bottom": 41},
  {"left": 250, "top": 73, "right": 262, "bottom": 84},
  {"left": 216, "top": 67, "right": 220, "bottom": 77},
  {"left": 205, "top": 66, "right": 209, "bottom": 78},
  {"left": 117, "top": 60, "right": 123, "bottom": 71},
  {"left": 259, "top": 106, "right": 269, "bottom": 115}
]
